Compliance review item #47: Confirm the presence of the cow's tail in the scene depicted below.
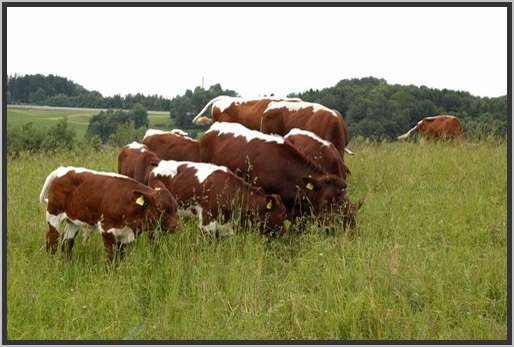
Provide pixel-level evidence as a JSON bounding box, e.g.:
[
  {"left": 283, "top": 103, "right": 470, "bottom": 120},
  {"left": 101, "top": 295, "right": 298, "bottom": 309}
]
[
  {"left": 39, "top": 167, "right": 63, "bottom": 205},
  {"left": 397, "top": 123, "right": 419, "bottom": 140},
  {"left": 192, "top": 96, "right": 225, "bottom": 125}
]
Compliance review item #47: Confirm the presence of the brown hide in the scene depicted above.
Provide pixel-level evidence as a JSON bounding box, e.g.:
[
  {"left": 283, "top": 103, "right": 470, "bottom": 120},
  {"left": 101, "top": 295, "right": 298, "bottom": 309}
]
[
  {"left": 199, "top": 124, "right": 347, "bottom": 218},
  {"left": 417, "top": 116, "right": 464, "bottom": 139},
  {"left": 118, "top": 143, "right": 160, "bottom": 184},
  {"left": 143, "top": 130, "right": 201, "bottom": 161},
  {"left": 148, "top": 161, "right": 287, "bottom": 234},
  {"left": 199, "top": 97, "right": 350, "bottom": 155},
  {"left": 41, "top": 167, "right": 178, "bottom": 259},
  {"left": 284, "top": 130, "right": 350, "bottom": 180}
]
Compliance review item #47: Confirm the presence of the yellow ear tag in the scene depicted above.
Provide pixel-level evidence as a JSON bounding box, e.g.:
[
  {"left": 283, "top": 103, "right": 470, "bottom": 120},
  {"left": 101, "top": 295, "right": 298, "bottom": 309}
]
[
  {"left": 306, "top": 182, "right": 314, "bottom": 190},
  {"left": 136, "top": 195, "right": 145, "bottom": 206},
  {"left": 266, "top": 200, "right": 273, "bottom": 210},
  {"left": 154, "top": 187, "right": 161, "bottom": 191}
]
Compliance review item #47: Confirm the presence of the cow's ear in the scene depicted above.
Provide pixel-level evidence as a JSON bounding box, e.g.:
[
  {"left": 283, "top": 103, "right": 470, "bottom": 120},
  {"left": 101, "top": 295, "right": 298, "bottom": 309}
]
[
  {"left": 150, "top": 179, "right": 167, "bottom": 193},
  {"left": 132, "top": 189, "right": 153, "bottom": 208},
  {"left": 302, "top": 176, "right": 320, "bottom": 191}
]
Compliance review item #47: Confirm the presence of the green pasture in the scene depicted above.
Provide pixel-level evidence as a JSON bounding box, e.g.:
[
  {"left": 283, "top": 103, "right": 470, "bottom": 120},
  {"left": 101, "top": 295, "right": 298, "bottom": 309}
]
[
  {"left": 5, "top": 139, "right": 507, "bottom": 340},
  {"left": 6, "top": 106, "right": 174, "bottom": 137}
]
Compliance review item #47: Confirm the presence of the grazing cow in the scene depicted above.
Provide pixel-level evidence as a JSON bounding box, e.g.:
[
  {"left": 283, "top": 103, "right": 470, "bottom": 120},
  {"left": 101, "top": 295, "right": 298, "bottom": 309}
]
[
  {"left": 192, "top": 96, "right": 353, "bottom": 156},
  {"left": 284, "top": 128, "right": 350, "bottom": 180},
  {"left": 118, "top": 142, "right": 160, "bottom": 184},
  {"left": 148, "top": 160, "right": 287, "bottom": 235},
  {"left": 142, "top": 129, "right": 201, "bottom": 162},
  {"left": 397, "top": 115, "right": 464, "bottom": 140},
  {"left": 39, "top": 167, "right": 179, "bottom": 260},
  {"left": 199, "top": 122, "right": 347, "bottom": 218}
]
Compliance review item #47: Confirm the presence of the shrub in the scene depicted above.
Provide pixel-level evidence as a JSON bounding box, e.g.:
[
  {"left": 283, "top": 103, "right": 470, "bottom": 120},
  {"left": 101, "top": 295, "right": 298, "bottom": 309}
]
[
  {"left": 7, "top": 118, "right": 76, "bottom": 156},
  {"left": 86, "top": 105, "right": 148, "bottom": 143},
  {"left": 108, "top": 121, "right": 146, "bottom": 147}
]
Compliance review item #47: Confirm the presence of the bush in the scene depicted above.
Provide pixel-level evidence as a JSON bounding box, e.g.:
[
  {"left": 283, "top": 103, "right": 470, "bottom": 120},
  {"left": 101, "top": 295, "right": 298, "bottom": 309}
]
[
  {"left": 86, "top": 105, "right": 148, "bottom": 143},
  {"left": 7, "top": 118, "right": 76, "bottom": 156},
  {"left": 108, "top": 121, "right": 146, "bottom": 147}
]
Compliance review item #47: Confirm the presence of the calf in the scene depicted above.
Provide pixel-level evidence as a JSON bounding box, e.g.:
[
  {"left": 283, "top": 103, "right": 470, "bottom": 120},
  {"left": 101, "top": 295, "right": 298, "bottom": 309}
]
[
  {"left": 148, "top": 160, "right": 287, "bottom": 235},
  {"left": 284, "top": 128, "right": 350, "bottom": 180},
  {"left": 199, "top": 122, "right": 347, "bottom": 218},
  {"left": 143, "top": 129, "right": 201, "bottom": 162},
  {"left": 118, "top": 142, "right": 160, "bottom": 184},
  {"left": 40, "top": 166, "right": 179, "bottom": 260}
]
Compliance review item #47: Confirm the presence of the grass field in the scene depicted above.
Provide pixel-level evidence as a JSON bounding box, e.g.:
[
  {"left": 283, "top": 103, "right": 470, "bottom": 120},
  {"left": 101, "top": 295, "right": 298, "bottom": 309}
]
[
  {"left": 6, "top": 106, "right": 174, "bottom": 138},
  {"left": 6, "top": 138, "right": 507, "bottom": 340}
]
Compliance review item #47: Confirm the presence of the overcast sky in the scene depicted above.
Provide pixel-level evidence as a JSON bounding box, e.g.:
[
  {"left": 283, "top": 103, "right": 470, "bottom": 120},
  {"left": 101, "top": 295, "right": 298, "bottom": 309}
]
[{"left": 7, "top": 6, "right": 508, "bottom": 98}]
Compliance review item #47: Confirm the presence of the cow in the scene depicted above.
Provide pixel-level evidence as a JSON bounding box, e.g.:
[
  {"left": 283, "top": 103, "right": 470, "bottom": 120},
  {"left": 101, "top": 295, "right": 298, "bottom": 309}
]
[
  {"left": 284, "top": 128, "right": 350, "bottom": 180},
  {"left": 118, "top": 142, "right": 160, "bottom": 184},
  {"left": 147, "top": 160, "right": 287, "bottom": 236},
  {"left": 142, "top": 129, "right": 201, "bottom": 162},
  {"left": 39, "top": 166, "right": 179, "bottom": 260},
  {"left": 199, "top": 122, "right": 347, "bottom": 219},
  {"left": 192, "top": 96, "right": 353, "bottom": 156},
  {"left": 397, "top": 115, "right": 464, "bottom": 141}
]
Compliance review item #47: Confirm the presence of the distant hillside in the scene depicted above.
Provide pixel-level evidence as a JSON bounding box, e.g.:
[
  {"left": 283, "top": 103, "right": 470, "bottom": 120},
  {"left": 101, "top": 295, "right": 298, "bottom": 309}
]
[
  {"left": 289, "top": 77, "right": 507, "bottom": 138},
  {"left": 7, "top": 74, "right": 172, "bottom": 111},
  {"left": 7, "top": 74, "right": 507, "bottom": 139}
]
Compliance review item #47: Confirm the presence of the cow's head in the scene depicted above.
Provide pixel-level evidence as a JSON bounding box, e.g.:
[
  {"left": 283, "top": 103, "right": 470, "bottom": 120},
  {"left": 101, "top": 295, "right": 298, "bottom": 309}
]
[
  {"left": 300, "top": 174, "right": 347, "bottom": 214},
  {"left": 259, "top": 194, "right": 287, "bottom": 235},
  {"left": 142, "top": 151, "right": 161, "bottom": 184},
  {"left": 132, "top": 181, "right": 179, "bottom": 234}
]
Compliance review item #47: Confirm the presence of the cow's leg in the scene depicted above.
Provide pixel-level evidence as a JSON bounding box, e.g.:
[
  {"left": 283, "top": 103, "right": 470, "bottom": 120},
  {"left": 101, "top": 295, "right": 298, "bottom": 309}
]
[
  {"left": 100, "top": 222, "right": 135, "bottom": 260},
  {"left": 46, "top": 224, "right": 60, "bottom": 254},
  {"left": 61, "top": 222, "right": 79, "bottom": 259},
  {"left": 101, "top": 232, "right": 117, "bottom": 261},
  {"left": 45, "top": 211, "right": 65, "bottom": 254}
]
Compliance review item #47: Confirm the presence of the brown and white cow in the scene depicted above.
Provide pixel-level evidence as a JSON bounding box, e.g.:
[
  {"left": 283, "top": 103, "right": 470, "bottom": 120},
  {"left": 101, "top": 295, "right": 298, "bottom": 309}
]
[
  {"left": 397, "top": 115, "right": 464, "bottom": 141},
  {"left": 199, "top": 122, "right": 347, "bottom": 218},
  {"left": 142, "top": 129, "right": 201, "bottom": 162},
  {"left": 147, "top": 160, "right": 287, "bottom": 235},
  {"left": 39, "top": 167, "right": 179, "bottom": 260},
  {"left": 284, "top": 128, "right": 350, "bottom": 180},
  {"left": 118, "top": 142, "right": 160, "bottom": 184},
  {"left": 192, "top": 96, "right": 353, "bottom": 156}
]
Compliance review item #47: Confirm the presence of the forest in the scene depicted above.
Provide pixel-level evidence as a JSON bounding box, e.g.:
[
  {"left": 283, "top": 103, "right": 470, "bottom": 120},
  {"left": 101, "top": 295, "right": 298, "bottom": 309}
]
[{"left": 7, "top": 74, "right": 507, "bottom": 139}]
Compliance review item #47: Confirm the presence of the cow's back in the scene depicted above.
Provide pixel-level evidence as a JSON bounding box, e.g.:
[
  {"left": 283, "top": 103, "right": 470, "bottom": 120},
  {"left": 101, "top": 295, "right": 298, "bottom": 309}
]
[
  {"left": 143, "top": 133, "right": 201, "bottom": 162},
  {"left": 212, "top": 99, "right": 272, "bottom": 131}
]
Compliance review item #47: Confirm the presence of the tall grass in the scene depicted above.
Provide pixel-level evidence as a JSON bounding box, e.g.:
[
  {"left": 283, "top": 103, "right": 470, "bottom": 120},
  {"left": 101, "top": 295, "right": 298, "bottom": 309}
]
[{"left": 6, "top": 141, "right": 507, "bottom": 340}]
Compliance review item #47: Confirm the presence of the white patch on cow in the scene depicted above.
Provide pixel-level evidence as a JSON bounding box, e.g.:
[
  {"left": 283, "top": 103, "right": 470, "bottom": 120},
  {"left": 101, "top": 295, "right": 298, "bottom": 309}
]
[
  {"left": 170, "top": 129, "right": 190, "bottom": 137},
  {"left": 213, "top": 96, "right": 303, "bottom": 113},
  {"left": 423, "top": 115, "right": 456, "bottom": 121},
  {"left": 285, "top": 128, "right": 331, "bottom": 147},
  {"left": 205, "top": 122, "right": 284, "bottom": 144},
  {"left": 194, "top": 205, "right": 234, "bottom": 236},
  {"left": 127, "top": 142, "right": 147, "bottom": 151},
  {"left": 265, "top": 101, "right": 338, "bottom": 117},
  {"left": 143, "top": 128, "right": 194, "bottom": 141},
  {"left": 108, "top": 226, "right": 135, "bottom": 244},
  {"left": 46, "top": 211, "right": 67, "bottom": 230},
  {"left": 63, "top": 223, "right": 78, "bottom": 240},
  {"left": 152, "top": 160, "right": 228, "bottom": 184},
  {"left": 51, "top": 166, "right": 128, "bottom": 180}
]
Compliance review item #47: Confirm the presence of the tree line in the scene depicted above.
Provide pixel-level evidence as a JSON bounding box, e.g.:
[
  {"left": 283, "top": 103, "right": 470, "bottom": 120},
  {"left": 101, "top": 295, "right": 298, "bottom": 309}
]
[
  {"left": 288, "top": 77, "right": 507, "bottom": 139},
  {"left": 8, "top": 74, "right": 507, "bottom": 139}
]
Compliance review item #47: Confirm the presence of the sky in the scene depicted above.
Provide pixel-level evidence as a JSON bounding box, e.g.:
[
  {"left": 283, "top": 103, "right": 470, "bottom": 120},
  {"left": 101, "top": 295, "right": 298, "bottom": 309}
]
[{"left": 7, "top": 6, "right": 508, "bottom": 98}]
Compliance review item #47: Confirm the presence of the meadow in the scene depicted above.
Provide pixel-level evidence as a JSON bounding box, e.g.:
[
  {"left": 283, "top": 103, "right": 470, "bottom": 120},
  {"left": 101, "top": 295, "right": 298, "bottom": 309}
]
[
  {"left": 6, "top": 135, "right": 507, "bottom": 340},
  {"left": 6, "top": 106, "right": 174, "bottom": 137}
]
